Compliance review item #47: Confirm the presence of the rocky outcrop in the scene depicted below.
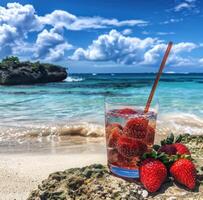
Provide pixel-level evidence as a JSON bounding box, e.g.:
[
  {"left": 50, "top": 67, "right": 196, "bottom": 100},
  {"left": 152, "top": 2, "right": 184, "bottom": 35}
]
[
  {"left": 28, "top": 164, "right": 148, "bottom": 200},
  {"left": 28, "top": 135, "right": 203, "bottom": 200},
  {"left": 0, "top": 57, "right": 67, "bottom": 85}
]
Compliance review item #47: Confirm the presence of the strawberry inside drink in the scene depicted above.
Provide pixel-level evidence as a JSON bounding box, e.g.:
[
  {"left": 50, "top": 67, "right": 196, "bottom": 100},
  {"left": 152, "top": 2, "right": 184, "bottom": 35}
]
[{"left": 105, "top": 107, "right": 157, "bottom": 179}]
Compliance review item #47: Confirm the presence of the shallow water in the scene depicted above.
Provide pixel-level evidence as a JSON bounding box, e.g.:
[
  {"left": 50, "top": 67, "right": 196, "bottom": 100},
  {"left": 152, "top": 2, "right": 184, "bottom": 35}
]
[{"left": 0, "top": 73, "right": 203, "bottom": 145}]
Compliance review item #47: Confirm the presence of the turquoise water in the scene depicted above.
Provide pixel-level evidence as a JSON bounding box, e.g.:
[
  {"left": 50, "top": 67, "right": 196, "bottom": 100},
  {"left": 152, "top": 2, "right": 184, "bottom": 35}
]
[{"left": 1, "top": 73, "right": 203, "bottom": 140}]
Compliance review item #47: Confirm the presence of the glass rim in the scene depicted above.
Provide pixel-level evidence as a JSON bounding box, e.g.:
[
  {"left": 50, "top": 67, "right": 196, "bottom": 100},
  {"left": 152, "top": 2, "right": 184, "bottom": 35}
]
[{"left": 104, "top": 96, "right": 159, "bottom": 106}]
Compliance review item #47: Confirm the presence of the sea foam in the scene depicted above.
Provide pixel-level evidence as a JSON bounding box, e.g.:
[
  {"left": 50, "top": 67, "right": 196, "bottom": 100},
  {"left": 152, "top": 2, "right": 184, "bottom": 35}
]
[{"left": 65, "top": 76, "right": 84, "bottom": 82}]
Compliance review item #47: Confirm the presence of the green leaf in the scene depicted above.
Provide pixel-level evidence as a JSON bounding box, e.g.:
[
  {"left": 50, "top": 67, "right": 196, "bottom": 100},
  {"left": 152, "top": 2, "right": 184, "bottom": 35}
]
[
  {"left": 166, "top": 133, "right": 174, "bottom": 144},
  {"left": 169, "top": 133, "right": 174, "bottom": 143},
  {"left": 175, "top": 134, "right": 182, "bottom": 143},
  {"left": 151, "top": 150, "right": 158, "bottom": 158},
  {"left": 161, "top": 139, "right": 166, "bottom": 146},
  {"left": 153, "top": 144, "right": 160, "bottom": 151},
  {"left": 142, "top": 153, "right": 148, "bottom": 160}
]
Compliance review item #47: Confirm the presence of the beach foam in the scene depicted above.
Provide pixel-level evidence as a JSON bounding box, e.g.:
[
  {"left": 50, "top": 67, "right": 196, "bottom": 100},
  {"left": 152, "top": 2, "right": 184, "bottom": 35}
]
[
  {"left": 157, "top": 112, "right": 203, "bottom": 135},
  {"left": 0, "top": 123, "right": 105, "bottom": 144},
  {"left": 65, "top": 76, "right": 84, "bottom": 82},
  {"left": 1, "top": 111, "right": 203, "bottom": 146}
]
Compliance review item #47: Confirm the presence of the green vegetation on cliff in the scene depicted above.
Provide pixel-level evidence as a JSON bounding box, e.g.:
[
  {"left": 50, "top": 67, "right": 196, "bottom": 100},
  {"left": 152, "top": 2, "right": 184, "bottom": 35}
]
[{"left": 0, "top": 56, "right": 68, "bottom": 85}]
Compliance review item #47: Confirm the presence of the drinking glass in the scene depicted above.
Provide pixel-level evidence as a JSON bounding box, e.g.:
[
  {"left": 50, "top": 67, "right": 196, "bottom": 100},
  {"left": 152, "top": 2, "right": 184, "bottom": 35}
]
[{"left": 105, "top": 97, "right": 158, "bottom": 179}]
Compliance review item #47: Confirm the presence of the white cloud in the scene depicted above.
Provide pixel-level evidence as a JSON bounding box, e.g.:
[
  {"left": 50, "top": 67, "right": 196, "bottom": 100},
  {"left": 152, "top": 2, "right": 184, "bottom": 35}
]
[
  {"left": 70, "top": 30, "right": 157, "bottom": 65},
  {"left": 0, "top": 2, "right": 149, "bottom": 61},
  {"left": 173, "top": 0, "right": 198, "bottom": 13},
  {"left": 198, "top": 58, "right": 203, "bottom": 65},
  {"left": 70, "top": 30, "right": 199, "bottom": 66},
  {"left": 172, "top": 42, "right": 197, "bottom": 53},
  {"left": 0, "top": 24, "right": 18, "bottom": 57},
  {"left": 0, "top": 3, "right": 42, "bottom": 34},
  {"left": 0, "top": 24, "right": 17, "bottom": 45},
  {"left": 0, "top": 2, "right": 200, "bottom": 66},
  {"left": 12, "top": 26, "right": 73, "bottom": 62},
  {"left": 122, "top": 29, "right": 132, "bottom": 35},
  {"left": 174, "top": 2, "right": 192, "bottom": 12},
  {"left": 34, "top": 27, "right": 73, "bottom": 62},
  {"left": 0, "top": 3, "right": 43, "bottom": 57},
  {"left": 40, "top": 11, "right": 148, "bottom": 30}
]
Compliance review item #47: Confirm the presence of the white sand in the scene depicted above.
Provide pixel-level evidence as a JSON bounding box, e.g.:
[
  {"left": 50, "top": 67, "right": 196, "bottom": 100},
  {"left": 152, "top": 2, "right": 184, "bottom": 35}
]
[{"left": 0, "top": 152, "right": 106, "bottom": 200}]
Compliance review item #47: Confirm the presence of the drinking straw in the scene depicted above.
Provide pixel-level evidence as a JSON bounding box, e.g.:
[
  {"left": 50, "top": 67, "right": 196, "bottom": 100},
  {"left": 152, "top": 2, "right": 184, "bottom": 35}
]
[{"left": 144, "top": 41, "right": 173, "bottom": 113}]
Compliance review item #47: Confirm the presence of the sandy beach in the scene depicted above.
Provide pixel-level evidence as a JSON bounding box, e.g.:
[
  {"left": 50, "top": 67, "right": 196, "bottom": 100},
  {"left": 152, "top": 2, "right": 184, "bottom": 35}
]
[
  {"left": 0, "top": 145, "right": 106, "bottom": 200},
  {"left": 0, "top": 129, "right": 199, "bottom": 200}
]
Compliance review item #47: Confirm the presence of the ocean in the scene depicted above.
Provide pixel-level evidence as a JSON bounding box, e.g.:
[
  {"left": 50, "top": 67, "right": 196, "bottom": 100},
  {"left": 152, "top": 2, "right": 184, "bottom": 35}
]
[{"left": 0, "top": 73, "right": 203, "bottom": 147}]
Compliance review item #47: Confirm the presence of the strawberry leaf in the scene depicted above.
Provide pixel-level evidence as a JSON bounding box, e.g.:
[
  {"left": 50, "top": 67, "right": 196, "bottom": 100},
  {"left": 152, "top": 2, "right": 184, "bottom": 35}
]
[
  {"left": 161, "top": 139, "right": 166, "bottom": 146},
  {"left": 166, "top": 133, "right": 174, "bottom": 144},
  {"left": 175, "top": 134, "right": 182, "bottom": 143},
  {"left": 153, "top": 144, "right": 160, "bottom": 151}
]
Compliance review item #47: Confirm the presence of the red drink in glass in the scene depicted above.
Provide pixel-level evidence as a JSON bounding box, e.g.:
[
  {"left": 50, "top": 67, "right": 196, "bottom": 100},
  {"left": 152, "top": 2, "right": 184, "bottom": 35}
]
[{"left": 105, "top": 97, "right": 158, "bottom": 179}]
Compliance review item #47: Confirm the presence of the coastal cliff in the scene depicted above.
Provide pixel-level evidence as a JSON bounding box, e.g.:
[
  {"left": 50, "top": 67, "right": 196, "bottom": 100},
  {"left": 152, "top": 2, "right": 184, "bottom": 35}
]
[{"left": 0, "top": 56, "right": 67, "bottom": 85}]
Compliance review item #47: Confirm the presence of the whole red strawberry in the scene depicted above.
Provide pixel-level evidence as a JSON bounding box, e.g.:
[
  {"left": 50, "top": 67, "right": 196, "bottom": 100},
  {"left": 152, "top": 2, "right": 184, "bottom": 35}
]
[
  {"left": 170, "top": 158, "right": 196, "bottom": 190},
  {"left": 140, "top": 158, "right": 167, "bottom": 192},
  {"left": 124, "top": 117, "right": 148, "bottom": 139},
  {"left": 107, "top": 127, "right": 122, "bottom": 148},
  {"left": 158, "top": 144, "right": 177, "bottom": 155},
  {"left": 173, "top": 143, "right": 190, "bottom": 155},
  {"left": 117, "top": 136, "right": 147, "bottom": 158},
  {"left": 158, "top": 133, "right": 191, "bottom": 156}
]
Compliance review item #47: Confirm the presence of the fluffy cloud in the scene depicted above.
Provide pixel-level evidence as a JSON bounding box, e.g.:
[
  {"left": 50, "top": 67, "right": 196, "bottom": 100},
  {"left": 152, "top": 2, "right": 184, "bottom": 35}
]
[
  {"left": 70, "top": 30, "right": 157, "bottom": 65},
  {"left": 0, "top": 24, "right": 18, "bottom": 57},
  {"left": 0, "top": 3, "right": 147, "bottom": 61},
  {"left": 0, "top": 3, "right": 43, "bottom": 57},
  {"left": 174, "top": 0, "right": 198, "bottom": 13},
  {"left": 0, "top": 2, "right": 200, "bottom": 66},
  {"left": 0, "top": 24, "right": 17, "bottom": 45},
  {"left": 34, "top": 27, "right": 73, "bottom": 61},
  {"left": 70, "top": 29, "right": 199, "bottom": 66},
  {"left": 174, "top": 2, "right": 193, "bottom": 12},
  {"left": 0, "top": 3, "right": 42, "bottom": 34},
  {"left": 40, "top": 11, "right": 148, "bottom": 30},
  {"left": 122, "top": 29, "right": 133, "bottom": 35}
]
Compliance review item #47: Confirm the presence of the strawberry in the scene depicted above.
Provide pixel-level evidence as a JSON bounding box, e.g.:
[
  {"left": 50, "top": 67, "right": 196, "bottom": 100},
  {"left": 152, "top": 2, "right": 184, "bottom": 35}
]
[
  {"left": 116, "top": 108, "right": 137, "bottom": 115},
  {"left": 173, "top": 143, "right": 191, "bottom": 155},
  {"left": 145, "top": 125, "right": 155, "bottom": 144},
  {"left": 117, "top": 136, "right": 147, "bottom": 158},
  {"left": 107, "top": 126, "right": 122, "bottom": 148},
  {"left": 170, "top": 158, "right": 196, "bottom": 190},
  {"left": 124, "top": 117, "right": 148, "bottom": 139},
  {"left": 158, "top": 144, "right": 177, "bottom": 156},
  {"left": 159, "top": 133, "right": 191, "bottom": 156},
  {"left": 110, "top": 123, "right": 123, "bottom": 130},
  {"left": 106, "top": 123, "right": 122, "bottom": 138},
  {"left": 140, "top": 158, "right": 167, "bottom": 192}
]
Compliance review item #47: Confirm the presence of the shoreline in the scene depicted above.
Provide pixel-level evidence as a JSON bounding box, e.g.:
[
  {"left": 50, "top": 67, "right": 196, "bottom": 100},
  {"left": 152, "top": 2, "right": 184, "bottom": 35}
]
[
  {"left": 1, "top": 113, "right": 203, "bottom": 145},
  {"left": 1, "top": 119, "right": 203, "bottom": 154}
]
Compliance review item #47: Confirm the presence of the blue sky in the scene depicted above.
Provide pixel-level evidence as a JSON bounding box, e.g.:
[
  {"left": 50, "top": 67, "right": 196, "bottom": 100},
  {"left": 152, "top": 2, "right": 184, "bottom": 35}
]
[{"left": 0, "top": 0, "right": 203, "bottom": 73}]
